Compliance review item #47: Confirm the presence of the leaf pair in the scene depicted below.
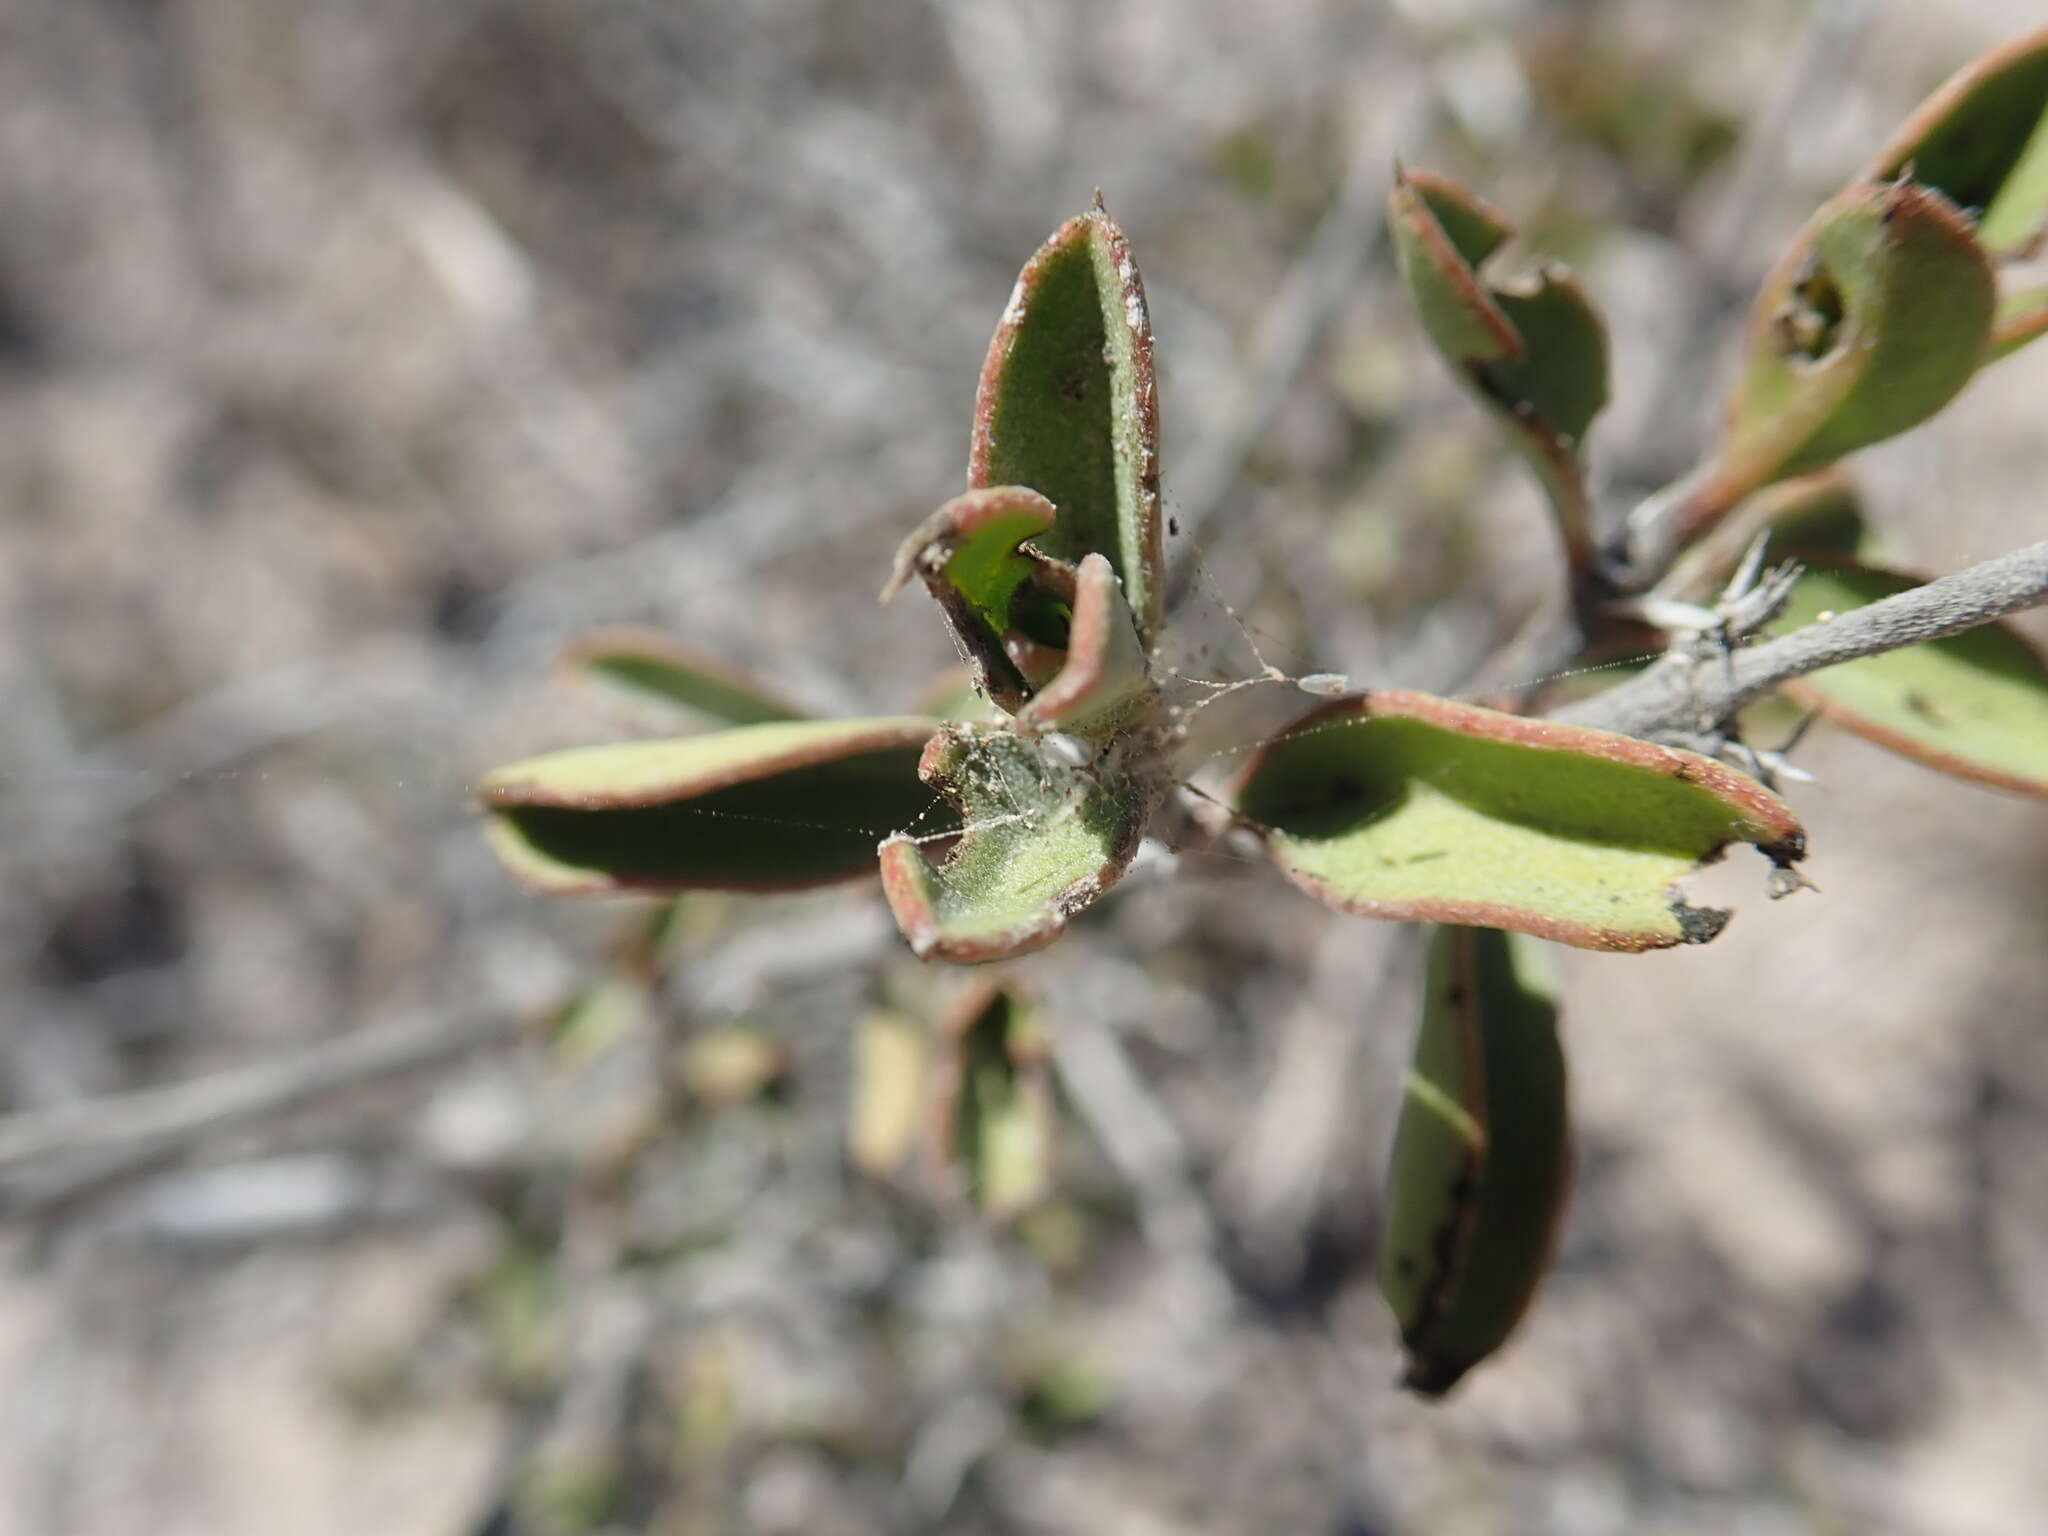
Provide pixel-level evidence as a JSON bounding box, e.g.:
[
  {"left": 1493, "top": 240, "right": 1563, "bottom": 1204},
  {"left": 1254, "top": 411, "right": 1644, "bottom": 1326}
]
[
  {"left": 874, "top": 201, "right": 1166, "bottom": 959},
  {"left": 1388, "top": 169, "right": 1608, "bottom": 567}
]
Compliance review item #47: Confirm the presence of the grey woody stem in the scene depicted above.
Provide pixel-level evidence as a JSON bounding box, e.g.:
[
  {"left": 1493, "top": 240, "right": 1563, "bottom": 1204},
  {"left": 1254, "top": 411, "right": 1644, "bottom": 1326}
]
[{"left": 1558, "top": 539, "right": 2048, "bottom": 742}]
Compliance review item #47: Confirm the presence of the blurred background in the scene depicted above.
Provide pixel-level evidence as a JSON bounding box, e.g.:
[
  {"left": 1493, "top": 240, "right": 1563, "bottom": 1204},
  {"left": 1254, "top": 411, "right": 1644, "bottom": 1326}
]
[{"left": 3, "top": 0, "right": 2047, "bottom": 1532}]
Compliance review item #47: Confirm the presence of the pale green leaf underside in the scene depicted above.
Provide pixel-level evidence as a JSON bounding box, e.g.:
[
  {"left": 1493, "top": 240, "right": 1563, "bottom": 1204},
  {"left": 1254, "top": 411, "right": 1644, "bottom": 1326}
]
[
  {"left": 484, "top": 719, "right": 937, "bottom": 804},
  {"left": 1237, "top": 704, "right": 1798, "bottom": 950},
  {"left": 882, "top": 726, "right": 1148, "bottom": 959}
]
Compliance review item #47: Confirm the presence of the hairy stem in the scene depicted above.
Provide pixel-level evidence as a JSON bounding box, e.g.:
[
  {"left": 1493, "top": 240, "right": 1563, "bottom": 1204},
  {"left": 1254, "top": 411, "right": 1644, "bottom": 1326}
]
[{"left": 1558, "top": 539, "right": 2048, "bottom": 742}]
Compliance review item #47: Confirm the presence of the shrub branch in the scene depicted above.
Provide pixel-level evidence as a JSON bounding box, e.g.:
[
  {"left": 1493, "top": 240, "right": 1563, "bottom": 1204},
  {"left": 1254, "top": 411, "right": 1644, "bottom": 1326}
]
[{"left": 1558, "top": 538, "right": 2048, "bottom": 743}]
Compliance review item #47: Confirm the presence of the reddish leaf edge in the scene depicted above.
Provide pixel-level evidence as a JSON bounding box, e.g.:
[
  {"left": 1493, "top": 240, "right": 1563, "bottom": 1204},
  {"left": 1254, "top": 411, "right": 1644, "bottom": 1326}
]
[
  {"left": 1857, "top": 22, "right": 2048, "bottom": 189},
  {"left": 884, "top": 486, "right": 1065, "bottom": 714},
  {"left": 1231, "top": 689, "right": 1808, "bottom": 954},
  {"left": 878, "top": 728, "right": 1151, "bottom": 965},
  {"left": 1389, "top": 167, "right": 1525, "bottom": 360},
  {"left": 1014, "top": 553, "right": 1153, "bottom": 734},
  {"left": 484, "top": 817, "right": 893, "bottom": 900},
  {"left": 481, "top": 718, "right": 943, "bottom": 812},
  {"left": 968, "top": 195, "right": 1163, "bottom": 642}
]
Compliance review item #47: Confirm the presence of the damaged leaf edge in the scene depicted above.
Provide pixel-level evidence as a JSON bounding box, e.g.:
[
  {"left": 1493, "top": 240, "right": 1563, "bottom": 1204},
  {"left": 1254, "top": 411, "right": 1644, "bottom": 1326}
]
[
  {"left": 1232, "top": 689, "right": 1807, "bottom": 953},
  {"left": 878, "top": 729, "right": 1153, "bottom": 964}
]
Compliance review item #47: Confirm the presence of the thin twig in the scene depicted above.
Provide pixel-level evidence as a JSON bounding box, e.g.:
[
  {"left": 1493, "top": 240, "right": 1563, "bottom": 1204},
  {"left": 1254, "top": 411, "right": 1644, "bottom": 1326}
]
[
  {"left": 0, "top": 1010, "right": 521, "bottom": 1176},
  {"left": 1164, "top": 85, "right": 1425, "bottom": 599},
  {"left": 1559, "top": 539, "right": 2048, "bottom": 742},
  {"left": 1051, "top": 1010, "right": 1220, "bottom": 1264}
]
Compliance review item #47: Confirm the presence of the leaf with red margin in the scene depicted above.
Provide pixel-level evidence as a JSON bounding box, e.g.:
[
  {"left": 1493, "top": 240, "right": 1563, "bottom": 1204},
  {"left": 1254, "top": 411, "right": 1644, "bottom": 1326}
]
[
  {"left": 1232, "top": 690, "right": 1805, "bottom": 952},
  {"left": 1388, "top": 168, "right": 1609, "bottom": 563},
  {"left": 1860, "top": 23, "right": 2048, "bottom": 257},
  {"left": 1378, "top": 925, "right": 1570, "bottom": 1398},
  {"left": 884, "top": 486, "right": 1070, "bottom": 711},
  {"left": 971, "top": 197, "right": 1163, "bottom": 643},
  {"left": 560, "top": 627, "right": 807, "bottom": 726},
  {"left": 1772, "top": 559, "right": 2048, "bottom": 799},
  {"left": 880, "top": 723, "right": 1155, "bottom": 963},
  {"left": 1013, "top": 553, "right": 1156, "bottom": 737},
  {"left": 481, "top": 718, "right": 948, "bottom": 894},
  {"left": 1704, "top": 180, "right": 1995, "bottom": 504}
]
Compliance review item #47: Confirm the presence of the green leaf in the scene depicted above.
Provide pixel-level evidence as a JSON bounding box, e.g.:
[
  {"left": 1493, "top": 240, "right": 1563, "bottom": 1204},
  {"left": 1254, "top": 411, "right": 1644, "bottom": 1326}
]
[
  {"left": 1772, "top": 561, "right": 2048, "bottom": 798},
  {"left": 1013, "top": 553, "right": 1157, "bottom": 737},
  {"left": 1713, "top": 181, "right": 1995, "bottom": 496},
  {"left": 1379, "top": 925, "right": 1570, "bottom": 1398},
  {"left": 879, "top": 723, "right": 1155, "bottom": 963},
  {"left": 885, "top": 486, "right": 1067, "bottom": 710},
  {"left": 481, "top": 718, "right": 947, "bottom": 894},
  {"left": 1990, "top": 282, "right": 2048, "bottom": 363},
  {"left": 970, "top": 197, "right": 1164, "bottom": 642},
  {"left": 1232, "top": 690, "right": 1805, "bottom": 951},
  {"left": 1388, "top": 168, "right": 1609, "bottom": 562},
  {"left": 848, "top": 1009, "right": 929, "bottom": 1176},
  {"left": 929, "top": 982, "right": 1055, "bottom": 1220},
  {"left": 562, "top": 627, "right": 806, "bottom": 726},
  {"left": 1861, "top": 23, "right": 2048, "bottom": 257}
]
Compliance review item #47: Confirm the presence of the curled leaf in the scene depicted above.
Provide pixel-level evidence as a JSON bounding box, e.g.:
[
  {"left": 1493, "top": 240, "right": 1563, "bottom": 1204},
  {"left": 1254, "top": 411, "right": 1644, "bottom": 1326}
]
[
  {"left": 1861, "top": 23, "right": 2048, "bottom": 257},
  {"left": 927, "top": 982, "right": 1055, "bottom": 1220},
  {"left": 561, "top": 627, "right": 806, "bottom": 726},
  {"left": 481, "top": 718, "right": 946, "bottom": 894},
  {"left": 879, "top": 723, "right": 1155, "bottom": 963},
  {"left": 1389, "top": 168, "right": 1609, "bottom": 562},
  {"left": 1232, "top": 689, "right": 1805, "bottom": 952},
  {"left": 971, "top": 197, "right": 1164, "bottom": 642},
  {"left": 1773, "top": 560, "right": 2048, "bottom": 798},
  {"left": 1013, "top": 553, "right": 1157, "bottom": 737},
  {"left": 1379, "top": 925, "right": 1570, "bottom": 1398},
  {"left": 886, "top": 486, "right": 1070, "bottom": 710},
  {"left": 1712, "top": 180, "right": 1995, "bottom": 497}
]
